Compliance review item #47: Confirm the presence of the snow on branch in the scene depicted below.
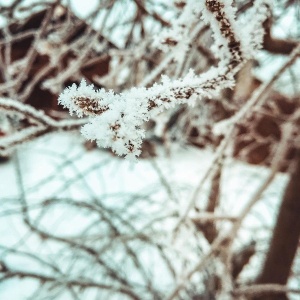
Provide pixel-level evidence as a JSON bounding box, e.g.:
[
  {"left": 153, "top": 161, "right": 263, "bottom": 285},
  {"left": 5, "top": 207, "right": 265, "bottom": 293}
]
[
  {"left": 58, "top": 0, "right": 270, "bottom": 159},
  {"left": 0, "top": 1, "right": 270, "bottom": 158},
  {"left": 0, "top": 98, "right": 86, "bottom": 154},
  {"left": 59, "top": 69, "right": 236, "bottom": 159}
]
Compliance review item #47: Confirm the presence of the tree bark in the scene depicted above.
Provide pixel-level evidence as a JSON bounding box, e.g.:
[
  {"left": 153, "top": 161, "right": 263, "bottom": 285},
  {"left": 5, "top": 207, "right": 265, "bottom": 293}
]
[
  {"left": 263, "top": 18, "right": 298, "bottom": 55},
  {"left": 254, "top": 150, "right": 300, "bottom": 300}
]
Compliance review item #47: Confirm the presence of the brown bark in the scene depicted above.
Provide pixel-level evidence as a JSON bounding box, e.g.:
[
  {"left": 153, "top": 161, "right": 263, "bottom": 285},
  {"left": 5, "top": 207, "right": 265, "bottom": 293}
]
[
  {"left": 254, "top": 150, "right": 300, "bottom": 300},
  {"left": 263, "top": 18, "right": 298, "bottom": 55},
  {"left": 202, "top": 163, "right": 222, "bottom": 243}
]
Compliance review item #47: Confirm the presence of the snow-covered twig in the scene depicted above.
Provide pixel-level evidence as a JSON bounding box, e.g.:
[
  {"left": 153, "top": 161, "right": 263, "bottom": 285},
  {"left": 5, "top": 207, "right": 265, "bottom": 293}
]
[
  {"left": 59, "top": 0, "right": 270, "bottom": 159},
  {"left": 0, "top": 98, "right": 87, "bottom": 154}
]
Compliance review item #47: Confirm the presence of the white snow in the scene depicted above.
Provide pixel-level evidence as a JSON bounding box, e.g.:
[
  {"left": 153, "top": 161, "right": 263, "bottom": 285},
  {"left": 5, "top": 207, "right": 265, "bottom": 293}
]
[{"left": 0, "top": 132, "right": 289, "bottom": 299}]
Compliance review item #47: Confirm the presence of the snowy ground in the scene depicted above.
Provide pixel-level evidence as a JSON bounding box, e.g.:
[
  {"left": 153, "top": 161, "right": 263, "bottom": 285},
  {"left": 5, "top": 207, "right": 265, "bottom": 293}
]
[{"left": 0, "top": 132, "right": 291, "bottom": 299}]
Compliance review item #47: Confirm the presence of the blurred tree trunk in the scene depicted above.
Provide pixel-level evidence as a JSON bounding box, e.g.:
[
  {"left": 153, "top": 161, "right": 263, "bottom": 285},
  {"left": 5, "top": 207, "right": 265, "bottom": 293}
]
[{"left": 254, "top": 150, "right": 300, "bottom": 300}]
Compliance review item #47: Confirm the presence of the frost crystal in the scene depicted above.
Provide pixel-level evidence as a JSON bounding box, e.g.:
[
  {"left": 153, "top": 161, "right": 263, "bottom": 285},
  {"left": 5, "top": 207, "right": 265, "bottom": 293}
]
[{"left": 59, "top": 80, "right": 149, "bottom": 159}]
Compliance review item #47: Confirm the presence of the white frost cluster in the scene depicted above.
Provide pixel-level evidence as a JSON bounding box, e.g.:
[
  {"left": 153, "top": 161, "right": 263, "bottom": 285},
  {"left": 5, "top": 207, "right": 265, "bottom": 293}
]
[
  {"left": 200, "top": 0, "right": 270, "bottom": 62},
  {"left": 236, "top": 0, "right": 271, "bottom": 57},
  {"left": 81, "top": 94, "right": 149, "bottom": 160},
  {"left": 59, "top": 80, "right": 149, "bottom": 159},
  {"left": 152, "top": 0, "right": 201, "bottom": 60},
  {"left": 58, "top": 79, "right": 112, "bottom": 117},
  {"left": 199, "top": 0, "right": 236, "bottom": 63},
  {"left": 58, "top": 0, "right": 270, "bottom": 160}
]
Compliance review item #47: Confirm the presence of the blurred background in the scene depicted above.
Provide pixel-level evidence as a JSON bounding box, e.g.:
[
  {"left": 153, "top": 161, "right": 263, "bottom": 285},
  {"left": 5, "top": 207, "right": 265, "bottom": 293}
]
[{"left": 0, "top": 0, "right": 299, "bottom": 299}]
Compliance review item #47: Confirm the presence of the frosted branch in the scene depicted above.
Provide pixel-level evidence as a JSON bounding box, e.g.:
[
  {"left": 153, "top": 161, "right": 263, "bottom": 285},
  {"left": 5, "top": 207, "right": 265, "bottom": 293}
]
[
  {"left": 0, "top": 98, "right": 87, "bottom": 154},
  {"left": 59, "top": 0, "right": 269, "bottom": 159}
]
